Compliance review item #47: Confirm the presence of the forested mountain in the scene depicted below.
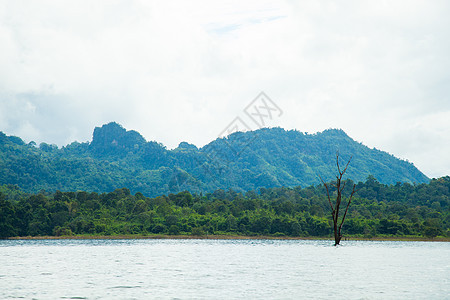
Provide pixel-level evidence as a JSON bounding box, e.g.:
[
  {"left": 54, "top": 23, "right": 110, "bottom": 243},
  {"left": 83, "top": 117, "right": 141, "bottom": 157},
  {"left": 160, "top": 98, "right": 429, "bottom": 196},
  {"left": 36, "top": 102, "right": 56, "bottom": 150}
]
[{"left": 0, "top": 122, "right": 429, "bottom": 196}]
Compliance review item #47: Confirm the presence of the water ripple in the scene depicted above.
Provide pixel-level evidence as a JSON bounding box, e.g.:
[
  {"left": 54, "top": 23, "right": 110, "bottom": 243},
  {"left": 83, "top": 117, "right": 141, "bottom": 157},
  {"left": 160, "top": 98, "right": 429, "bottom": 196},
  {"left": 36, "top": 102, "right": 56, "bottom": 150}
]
[{"left": 0, "top": 239, "right": 448, "bottom": 299}]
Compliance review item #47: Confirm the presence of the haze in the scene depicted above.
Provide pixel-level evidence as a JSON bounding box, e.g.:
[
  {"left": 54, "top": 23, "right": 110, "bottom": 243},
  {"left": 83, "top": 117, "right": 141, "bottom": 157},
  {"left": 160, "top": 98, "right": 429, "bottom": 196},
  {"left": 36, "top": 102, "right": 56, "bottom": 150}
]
[{"left": 0, "top": 0, "right": 449, "bottom": 178}]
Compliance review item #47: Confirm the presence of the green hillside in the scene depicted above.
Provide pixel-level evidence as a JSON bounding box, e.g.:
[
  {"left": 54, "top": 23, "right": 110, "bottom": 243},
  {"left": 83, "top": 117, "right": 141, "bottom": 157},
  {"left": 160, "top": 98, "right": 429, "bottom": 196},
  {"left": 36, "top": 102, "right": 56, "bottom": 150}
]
[{"left": 0, "top": 122, "right": 429, "bottom": 196}]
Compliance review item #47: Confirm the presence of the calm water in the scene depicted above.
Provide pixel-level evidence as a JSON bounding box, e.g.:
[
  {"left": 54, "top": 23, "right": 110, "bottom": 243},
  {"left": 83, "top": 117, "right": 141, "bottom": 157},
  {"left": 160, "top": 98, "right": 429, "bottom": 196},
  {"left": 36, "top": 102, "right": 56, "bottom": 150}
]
[{"left": 0, "top": 239, "right": 448, "bottom": 299}]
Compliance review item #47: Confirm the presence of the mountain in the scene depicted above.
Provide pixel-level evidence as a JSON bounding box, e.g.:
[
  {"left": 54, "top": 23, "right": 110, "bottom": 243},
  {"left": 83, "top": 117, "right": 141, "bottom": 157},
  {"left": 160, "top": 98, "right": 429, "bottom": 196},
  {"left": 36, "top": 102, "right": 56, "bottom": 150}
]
[{"left": 0, "top": 122, "right": 429, "bottom": 196}]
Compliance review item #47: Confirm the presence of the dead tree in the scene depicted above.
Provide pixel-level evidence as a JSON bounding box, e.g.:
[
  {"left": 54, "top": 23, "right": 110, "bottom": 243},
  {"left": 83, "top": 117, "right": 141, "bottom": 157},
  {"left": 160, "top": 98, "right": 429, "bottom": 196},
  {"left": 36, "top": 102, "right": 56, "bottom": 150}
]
[{"left": 320, "top": 153, "right": 357, "bottom": 246}]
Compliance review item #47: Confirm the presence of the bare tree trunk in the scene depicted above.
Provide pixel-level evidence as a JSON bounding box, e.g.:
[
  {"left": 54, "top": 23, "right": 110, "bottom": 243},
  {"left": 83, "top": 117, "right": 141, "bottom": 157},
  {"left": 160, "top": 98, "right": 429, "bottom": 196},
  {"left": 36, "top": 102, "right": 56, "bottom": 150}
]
[
  {"left": 334, "top": 222, "right": 341, "bottom": 246},
  {"left": 320, "top": 153, "right": 356, "bottom": 246}
]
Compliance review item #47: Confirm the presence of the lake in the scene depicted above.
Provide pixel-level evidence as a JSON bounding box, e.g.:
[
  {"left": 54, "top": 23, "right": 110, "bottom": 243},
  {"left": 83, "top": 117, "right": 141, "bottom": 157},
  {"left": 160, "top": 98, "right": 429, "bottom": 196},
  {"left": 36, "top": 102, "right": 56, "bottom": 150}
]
[{"left": 0, "top": 239, "right": 448, "bottom": 299}]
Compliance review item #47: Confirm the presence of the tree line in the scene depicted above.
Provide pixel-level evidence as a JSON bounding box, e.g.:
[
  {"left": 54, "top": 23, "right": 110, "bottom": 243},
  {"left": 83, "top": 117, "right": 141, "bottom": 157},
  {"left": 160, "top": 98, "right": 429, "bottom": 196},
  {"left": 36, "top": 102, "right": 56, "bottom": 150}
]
[{"left": 0, "top": 176, "right": 448, "bottom": 239}]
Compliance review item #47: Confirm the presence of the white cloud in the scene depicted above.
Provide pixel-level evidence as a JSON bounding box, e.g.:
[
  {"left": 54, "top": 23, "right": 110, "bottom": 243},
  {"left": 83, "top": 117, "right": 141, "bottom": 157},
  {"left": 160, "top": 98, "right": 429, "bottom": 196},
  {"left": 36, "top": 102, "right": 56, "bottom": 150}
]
[{"left": 0, "top": 0, "right": 449, "bottom": 178}]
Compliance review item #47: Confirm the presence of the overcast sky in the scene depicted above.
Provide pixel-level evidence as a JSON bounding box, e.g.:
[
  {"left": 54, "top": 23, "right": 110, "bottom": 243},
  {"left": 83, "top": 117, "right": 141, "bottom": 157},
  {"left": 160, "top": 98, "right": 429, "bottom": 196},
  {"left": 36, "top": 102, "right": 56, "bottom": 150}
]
[{"left": 0, "top": 0, "right": 449, "bottom": 178}]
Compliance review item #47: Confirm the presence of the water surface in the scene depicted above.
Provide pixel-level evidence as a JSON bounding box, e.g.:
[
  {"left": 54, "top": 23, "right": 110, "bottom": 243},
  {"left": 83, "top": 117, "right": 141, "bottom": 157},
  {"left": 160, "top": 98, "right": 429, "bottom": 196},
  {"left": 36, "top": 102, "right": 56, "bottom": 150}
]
[{"left": 1, "top": 239, "right": 448, "bottom": 299}]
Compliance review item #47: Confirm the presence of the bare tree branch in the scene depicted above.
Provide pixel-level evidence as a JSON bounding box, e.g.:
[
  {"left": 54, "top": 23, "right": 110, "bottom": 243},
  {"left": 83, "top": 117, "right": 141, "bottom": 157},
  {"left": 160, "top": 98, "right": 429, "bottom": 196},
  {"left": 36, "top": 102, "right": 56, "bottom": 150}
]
[
  {"left": 339, "top": 184, "right": 357, "bottom": 232},
  {"left": 341, "top": 156, "right": 352, "bottom": 176},
  {"left": 336, "top": 152, "right": 341, "bottom": 175},
  {"left": 319, "top": 175, "right": 334, "bottom": 212}
]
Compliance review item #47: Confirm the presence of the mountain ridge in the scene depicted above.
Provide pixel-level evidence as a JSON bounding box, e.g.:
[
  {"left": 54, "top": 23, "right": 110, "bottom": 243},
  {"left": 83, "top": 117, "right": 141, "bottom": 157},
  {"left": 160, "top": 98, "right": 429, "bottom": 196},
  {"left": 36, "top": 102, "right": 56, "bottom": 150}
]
[{"left": 0, "top": 122, "right": 429, "bottom": 196}]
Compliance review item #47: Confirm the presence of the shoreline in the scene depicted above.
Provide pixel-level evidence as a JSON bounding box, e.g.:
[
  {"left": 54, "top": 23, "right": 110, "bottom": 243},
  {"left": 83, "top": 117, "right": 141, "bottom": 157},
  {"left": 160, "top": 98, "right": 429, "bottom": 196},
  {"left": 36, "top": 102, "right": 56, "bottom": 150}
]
[{"left": 6, "top": 234, "right": 450, "bottom": 242}]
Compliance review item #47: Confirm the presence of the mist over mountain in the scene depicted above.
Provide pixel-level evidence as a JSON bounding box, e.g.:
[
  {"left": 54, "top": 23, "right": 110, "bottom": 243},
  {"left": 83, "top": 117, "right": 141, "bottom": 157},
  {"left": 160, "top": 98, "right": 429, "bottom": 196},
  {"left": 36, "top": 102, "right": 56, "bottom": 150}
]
[{"left": 0, "top": 122, "right": 429, "bottom": 196}]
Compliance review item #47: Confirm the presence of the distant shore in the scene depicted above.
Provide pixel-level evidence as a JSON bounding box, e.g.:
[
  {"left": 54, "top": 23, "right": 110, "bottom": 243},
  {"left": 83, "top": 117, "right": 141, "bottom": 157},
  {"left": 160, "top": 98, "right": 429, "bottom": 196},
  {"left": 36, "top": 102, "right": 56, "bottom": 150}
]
[{"left": 6, "top": 234, "right": 450, "bottom": 242}]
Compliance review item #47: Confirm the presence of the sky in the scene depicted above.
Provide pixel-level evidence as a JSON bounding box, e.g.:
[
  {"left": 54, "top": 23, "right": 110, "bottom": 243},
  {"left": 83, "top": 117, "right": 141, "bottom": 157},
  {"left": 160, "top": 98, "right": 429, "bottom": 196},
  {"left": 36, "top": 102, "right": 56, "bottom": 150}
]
[{"left": 0, "top": 0, "right": 449, "bottom": 178}]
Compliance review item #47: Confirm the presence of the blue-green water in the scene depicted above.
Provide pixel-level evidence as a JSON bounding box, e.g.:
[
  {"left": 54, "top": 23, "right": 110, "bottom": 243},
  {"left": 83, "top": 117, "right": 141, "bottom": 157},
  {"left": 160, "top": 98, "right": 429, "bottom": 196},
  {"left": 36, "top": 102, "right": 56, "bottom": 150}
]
[{"left": 0, "top": 239, "right": 448, "bottom": 299}]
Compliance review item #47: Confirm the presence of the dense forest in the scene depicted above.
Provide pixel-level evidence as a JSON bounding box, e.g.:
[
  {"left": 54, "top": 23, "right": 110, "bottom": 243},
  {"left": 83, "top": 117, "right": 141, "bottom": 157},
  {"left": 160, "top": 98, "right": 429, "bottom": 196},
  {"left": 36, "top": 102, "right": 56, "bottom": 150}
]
[
  {"left": 1, "top": 176, "right": 448, "bottom": 239},
  {"left": 0, "top": 122, "right": 429, "bottom": 197}
]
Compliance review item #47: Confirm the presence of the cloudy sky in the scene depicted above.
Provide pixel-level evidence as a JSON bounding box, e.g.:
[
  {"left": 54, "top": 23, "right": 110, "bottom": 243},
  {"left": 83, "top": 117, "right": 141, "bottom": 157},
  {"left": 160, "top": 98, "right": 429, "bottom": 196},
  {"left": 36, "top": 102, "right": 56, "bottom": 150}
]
[{"left": 0, "top": 0, "right": 449, "bottom": 178}]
